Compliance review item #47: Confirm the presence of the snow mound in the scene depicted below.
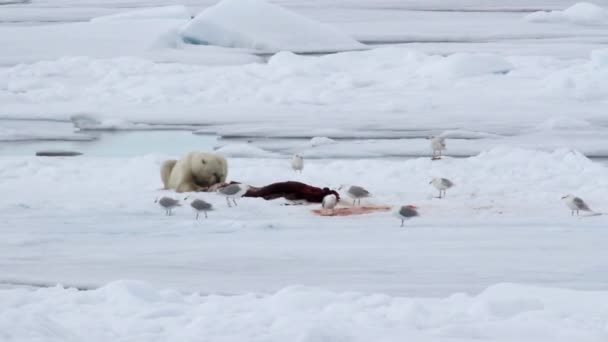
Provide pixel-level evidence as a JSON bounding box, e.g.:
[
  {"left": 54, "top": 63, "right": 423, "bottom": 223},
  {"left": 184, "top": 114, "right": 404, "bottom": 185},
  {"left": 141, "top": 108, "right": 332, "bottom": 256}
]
[
  {"left": 71, "top": 114, "right": 135, "bottom": 131},
  {"left": 421, "top": 53, "right": 512, "bottom": 78},
  {"left": 525, "top": 2, "right": 608, "bottom": 25},
  {"left": 214, "top": 143, "right": 277, "bottom": 157},
  {"left": 180, "top": 0, "right": 366, "bottom": 53},
  {"left": 310, "top": 136, "right": 337, "bottom": 147},
  {"left": 90, "top": 5, "right": 191, "bottom": 22},
  {"left": 1, "top": 282, "right": 607, "bottom": 342}
]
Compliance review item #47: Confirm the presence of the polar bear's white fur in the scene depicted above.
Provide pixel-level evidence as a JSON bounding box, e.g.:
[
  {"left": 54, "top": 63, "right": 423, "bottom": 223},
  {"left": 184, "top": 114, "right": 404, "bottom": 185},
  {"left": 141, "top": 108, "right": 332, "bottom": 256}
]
[{"left": 161, "top": 152, "right": 228, "bottom": 192}]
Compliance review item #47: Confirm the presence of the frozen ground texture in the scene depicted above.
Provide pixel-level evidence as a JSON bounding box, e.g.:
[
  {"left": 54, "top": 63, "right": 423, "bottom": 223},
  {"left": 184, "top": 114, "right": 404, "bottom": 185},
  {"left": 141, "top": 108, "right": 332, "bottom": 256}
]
[
  {"left": 2, "top": 1, "right": 608, "bottom": 339},
  {"left": 2, "top": 281, "right": 608, "bottom": 342},
  {"left": 2, "top": 46, "right": 608, "bottom": 155},
  {"left": 2, "top": 149, "right": 608, "bottom": 341},
  {"left": 1, "top": 148, "right": 608, "bottom": 295}
]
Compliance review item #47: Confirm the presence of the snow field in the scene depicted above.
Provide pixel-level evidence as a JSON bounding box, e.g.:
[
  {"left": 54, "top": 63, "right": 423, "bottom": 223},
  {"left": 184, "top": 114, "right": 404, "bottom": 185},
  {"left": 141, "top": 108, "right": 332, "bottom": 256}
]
[
  {"left": 1, "top": 148, "right": 606, "bottom": 218},
  {"left": 1, "top": 281, "right": 607, "bottom": 342},
  {"left": 2, "top": 47, "right": 607, "bottom": 126},
  {"left": 1, "top": 1, "right": 608, "bottom": 338},
  {"left": 1, "top": 148, "right": 607, "bottom": 296}
]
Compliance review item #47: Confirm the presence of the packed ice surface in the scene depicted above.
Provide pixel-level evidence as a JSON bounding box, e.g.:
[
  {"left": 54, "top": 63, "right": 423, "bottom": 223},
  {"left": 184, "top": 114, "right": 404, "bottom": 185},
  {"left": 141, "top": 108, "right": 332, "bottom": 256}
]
[
  {"left": 1, "top": 148, "right": 608, "bottom": 296},
  {"left": 2, "top": 1, "right": 608, "bottom": 339},
  {"left": 1, "top": 281, "right": 607, "bottom": 342},
  {"left": 525, "top": 2, "right": 608, "bottom": 24},
  {"left": 2, "top": 47, "right": 608, "bottom": 156},
  {"left": 90, "top": 5, "right": 192, "bottom": 22},
  {"left": 180, "top": 0, "right": 366, "bottom": 53}
]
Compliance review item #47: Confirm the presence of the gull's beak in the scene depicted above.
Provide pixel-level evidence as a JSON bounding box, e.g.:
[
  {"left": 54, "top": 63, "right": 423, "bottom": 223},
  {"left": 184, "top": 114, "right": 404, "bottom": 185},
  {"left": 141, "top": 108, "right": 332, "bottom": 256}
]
[
  {"left": 428, "top": 180, "right": 432, "bottom": 184},
  {"left": 561, "top": 195, "right": 567, "bottom": 199},
  {"left": 154, "top": 197, "right": 158, "bottom": 203}
]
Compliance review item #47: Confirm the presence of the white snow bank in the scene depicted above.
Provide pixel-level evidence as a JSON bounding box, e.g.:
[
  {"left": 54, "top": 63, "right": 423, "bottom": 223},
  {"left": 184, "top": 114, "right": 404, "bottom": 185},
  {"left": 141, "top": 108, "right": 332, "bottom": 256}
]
[
  {"left": 180, "top": 0, "right": 366, "bottom": 53},
  {"left": 71, "top": 114, "right": 136, "bottom": 131},
  {"left": 525, "top": 2, "right": 608, "bottom": 25},
  {"left": 90, "top": 5, "right": 191, "bottom": 23},
  {"left": 310, "top": 136, "right": 337, "bottom": 147},
  {"left": 2, "top": 47, "right": 607, "bottom": 140},
  {"left": 1, "top": 149, "right": 608, "bottom": 295},
  {"left": 1, "top": 281, "right": 607, "bottom": 342}
]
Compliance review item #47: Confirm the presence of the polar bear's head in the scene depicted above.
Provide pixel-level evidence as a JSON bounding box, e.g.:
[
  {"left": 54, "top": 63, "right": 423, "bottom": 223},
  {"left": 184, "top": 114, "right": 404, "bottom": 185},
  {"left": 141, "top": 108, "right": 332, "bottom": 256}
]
[{"left": 189, "top": 152, "right": 228, "bottom": 187}]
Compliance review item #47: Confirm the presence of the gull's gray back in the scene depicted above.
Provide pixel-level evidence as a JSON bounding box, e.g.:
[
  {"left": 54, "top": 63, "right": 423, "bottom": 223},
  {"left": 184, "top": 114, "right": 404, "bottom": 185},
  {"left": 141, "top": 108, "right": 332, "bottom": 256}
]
[
  {"left": 441, "top": 178, "right": 454, "bottom": 188},
  {"left": 399, "top": 206, "right": 419, "bottom": 218},
  {"left": 573, "top": 197, "right": 591, "bottom": 211},
  {"left": 219, "top": 184, "right": 242, "bottom": 196},
  {"left": 348, "top": 185, "right": 370, "bottom": 198},
  {"left": 159, "top": 197, "right": 179, "bottom": 207},
  {"left": 191, "top": 199, "right": 212, "bottom": 211}
]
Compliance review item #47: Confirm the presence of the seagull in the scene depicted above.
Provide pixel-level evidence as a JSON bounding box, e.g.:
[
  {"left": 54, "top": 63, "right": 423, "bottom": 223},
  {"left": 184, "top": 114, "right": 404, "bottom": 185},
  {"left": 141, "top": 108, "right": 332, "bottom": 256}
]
[
  {"left": 342, "top": 185, "right": 371, "bottom": 206},
  {"left": 430, "top": 177, "right": 454, "bottom": 198},
  {"left": 429, "top": 136, "right": 446, "bottom": 159},
  {"left": 190, "top": 198, "right": 213, "bottom": 219},
  {"left": 218, "top": 183, "right": 250, "bottom": 207},
  {"left": 397, "top": 205, "right": 419, "bottom": 227},
  {"left": 561, "top": 194, "right": 592, "bottom": 216},
  {"left": 322, "top": 194, "right": 338, "bottom": 215},
  {"left": 291, "top": 154, "right": 304, "bottom": 173},
  {"left": 154, "top": 197, "right": 180, "bottom": 216}
]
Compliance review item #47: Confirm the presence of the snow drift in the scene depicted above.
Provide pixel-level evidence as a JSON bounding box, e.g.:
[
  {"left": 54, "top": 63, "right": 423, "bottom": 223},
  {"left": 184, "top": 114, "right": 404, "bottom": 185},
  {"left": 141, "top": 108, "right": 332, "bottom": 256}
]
[
  {"left": 525, "top": 2, "right": 608, "bottom": 25},
  {"left": 180, "top": 0, "right": 366, "bottom": 53},
  {"left": 1, "top": 281, "right": 607, "bottom": 342}
]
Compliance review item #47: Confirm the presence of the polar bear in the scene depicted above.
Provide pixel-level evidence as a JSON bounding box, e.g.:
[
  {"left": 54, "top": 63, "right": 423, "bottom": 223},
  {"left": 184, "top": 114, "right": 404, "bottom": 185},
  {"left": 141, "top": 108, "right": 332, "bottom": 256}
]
[{"left": 161, "top": 151, "right": 228, "bottom": 193}]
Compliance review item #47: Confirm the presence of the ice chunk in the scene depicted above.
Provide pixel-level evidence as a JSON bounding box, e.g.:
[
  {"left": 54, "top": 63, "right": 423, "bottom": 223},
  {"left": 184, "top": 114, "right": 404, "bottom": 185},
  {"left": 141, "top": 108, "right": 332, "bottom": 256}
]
[
  {"left": 90, "top": 5, "right": 191, "bottom": 23},
  {"left": 71, "top": 114, "right": 137, "bottom": 131},
  {"left": 180, "top": 0, "right": 366, "bottom": 53},
  {"left": 310, "top": 137, "right": 337, "bottom": 147},
  {"left": 524, "top": 2, "right": 608, "bottom": 25}
]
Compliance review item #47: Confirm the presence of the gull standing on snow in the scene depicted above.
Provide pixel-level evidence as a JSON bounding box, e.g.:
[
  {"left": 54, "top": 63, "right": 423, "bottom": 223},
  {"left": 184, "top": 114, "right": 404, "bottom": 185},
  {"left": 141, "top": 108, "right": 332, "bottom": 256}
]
[
  {"left": 397, "top": 205, "right": 419, "bottom": 227},
  {"left": 429, "top": 136, "right": 446, "bottom": 159},
  {"left": 155, "top": 197, "right": 180, "bottom": 216},
  {"left": 218, "top": 184, "right": 250, "bottom": 207},
  {"left": 430, "top": 177, "right": 454, "bottom": 198},
  {"left": 291, "top": 154, "right": 304, "bottom": 173},
  {"left": 342, "top": 185, "right": 371, "bottom": 206},
  {"left": 562, "top": 194, "right": 592, "bottom": 216},
  {"left": 322, "top": 194, "right": 338, "bottom": 215},
  {"left": 190, "top": 198, "right": 213, "bottom": 219}
]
